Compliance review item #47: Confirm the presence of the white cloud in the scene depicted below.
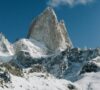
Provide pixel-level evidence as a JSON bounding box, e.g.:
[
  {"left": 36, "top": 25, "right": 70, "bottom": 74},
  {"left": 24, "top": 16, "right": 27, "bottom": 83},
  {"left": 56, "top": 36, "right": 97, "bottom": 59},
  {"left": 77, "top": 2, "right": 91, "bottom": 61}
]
[{"left": 48, "top": 0, "right": 94, "bottom": 7}]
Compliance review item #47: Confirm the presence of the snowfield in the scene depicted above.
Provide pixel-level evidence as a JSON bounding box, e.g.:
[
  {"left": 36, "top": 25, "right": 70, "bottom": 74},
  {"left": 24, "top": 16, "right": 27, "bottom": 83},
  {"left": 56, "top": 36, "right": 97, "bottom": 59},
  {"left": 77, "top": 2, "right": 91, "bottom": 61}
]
[
  {"left": 0, "top": 73, "right": 81, "bottom": 90},
  {"left": 76, "top": 72, "right": 100, "bottom": 90},
  {"left": 0, "top": 7, "right": 100, "bottom": 90}
]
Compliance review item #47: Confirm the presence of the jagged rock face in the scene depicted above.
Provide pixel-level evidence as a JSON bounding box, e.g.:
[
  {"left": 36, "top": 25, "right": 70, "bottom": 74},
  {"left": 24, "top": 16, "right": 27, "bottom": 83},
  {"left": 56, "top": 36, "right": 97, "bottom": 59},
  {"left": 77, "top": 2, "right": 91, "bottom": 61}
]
[
  {"left": 0, "top": 33, "right": 14, "bottom": 62},
  {"left": 3, "top": 47, "right": 99, "bottom": 90},
  {"left": 12, "top": 47, "right": 100, "bottom": 79},
  {"left": 0, "top": 7, "right": 100, "bottom": 90},
  {"left": 0, "top": 33, "right": 14, "bottom": 55},
  {"left": 27, "top": 7, "right": 72, "bottom": 52}
]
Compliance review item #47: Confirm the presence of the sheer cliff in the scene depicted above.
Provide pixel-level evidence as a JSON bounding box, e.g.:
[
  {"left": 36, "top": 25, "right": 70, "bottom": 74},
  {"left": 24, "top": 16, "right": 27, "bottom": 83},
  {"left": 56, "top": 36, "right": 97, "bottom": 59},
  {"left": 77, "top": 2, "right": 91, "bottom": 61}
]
[{"left": 27, "top": 7, "right": 72, "bottom": 53}]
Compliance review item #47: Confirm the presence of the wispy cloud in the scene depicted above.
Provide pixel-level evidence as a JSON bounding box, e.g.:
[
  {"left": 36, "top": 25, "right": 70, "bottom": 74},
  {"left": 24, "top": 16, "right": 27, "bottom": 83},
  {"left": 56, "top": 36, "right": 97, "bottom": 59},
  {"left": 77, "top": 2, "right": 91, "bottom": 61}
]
[{"left": 48, "top": 0, "right": 95, "bottom": 7}]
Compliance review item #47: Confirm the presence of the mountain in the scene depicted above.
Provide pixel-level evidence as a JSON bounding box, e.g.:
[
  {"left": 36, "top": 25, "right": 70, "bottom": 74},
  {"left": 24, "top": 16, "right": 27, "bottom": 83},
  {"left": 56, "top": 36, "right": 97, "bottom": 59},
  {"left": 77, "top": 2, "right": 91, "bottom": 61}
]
[
  {"left": 0, "top": 33, "right": 14, "bottom": 62},
  {"left": 0, "top": 7, "right": 100, "bottom": 90},
  {"left": 0, "top": 33, "right": 14, "bottom": 55},
  {"left": 27, "top": 7, "right": 73, "bottom": 53}
]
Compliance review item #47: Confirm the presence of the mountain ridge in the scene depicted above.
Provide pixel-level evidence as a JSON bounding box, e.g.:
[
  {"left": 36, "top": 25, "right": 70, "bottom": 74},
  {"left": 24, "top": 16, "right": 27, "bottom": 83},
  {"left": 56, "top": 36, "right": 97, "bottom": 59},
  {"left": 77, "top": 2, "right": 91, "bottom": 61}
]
[{"left": 0, "top": 7, "right": 100, "bottom": 90}]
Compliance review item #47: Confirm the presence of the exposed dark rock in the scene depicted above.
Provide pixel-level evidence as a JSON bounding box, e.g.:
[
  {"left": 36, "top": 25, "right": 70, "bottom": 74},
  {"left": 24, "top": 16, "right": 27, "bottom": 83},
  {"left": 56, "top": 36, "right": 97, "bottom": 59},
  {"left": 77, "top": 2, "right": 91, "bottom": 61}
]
[
  {"left": 0, "top": 69, "right": 11, "bottom": 83},
  {"left": 68, "top": 83, "right": 76, "bottom": 90},
  {"left": 80, "top": 61, "right": 99, "bottom": 74},
  {"left": 29, "top": 64, "right": 46, "bottom": 73}
]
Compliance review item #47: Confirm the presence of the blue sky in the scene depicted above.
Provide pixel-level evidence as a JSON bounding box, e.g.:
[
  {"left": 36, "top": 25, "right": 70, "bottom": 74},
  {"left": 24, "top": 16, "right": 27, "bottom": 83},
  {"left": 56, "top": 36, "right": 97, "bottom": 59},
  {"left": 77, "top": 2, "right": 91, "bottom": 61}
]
[{"left": 0, "top": 0, "right": 100, "bottom": 48}]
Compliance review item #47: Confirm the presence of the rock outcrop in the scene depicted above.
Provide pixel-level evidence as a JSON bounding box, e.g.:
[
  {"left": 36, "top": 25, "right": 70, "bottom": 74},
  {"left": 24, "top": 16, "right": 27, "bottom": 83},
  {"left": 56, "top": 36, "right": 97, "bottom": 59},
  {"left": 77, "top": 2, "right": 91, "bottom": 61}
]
[
  {"left": 27, "top": 7, "right": 72, "bottom": 52},
  {"left": 0, "top": 33, "right": 14, "bottom": 55},
  {"left": 0, "top": 7, "right": 100, "bottom": 90},
  {"left": 0, "top": 33, "right": 14, "bottom": 62}
]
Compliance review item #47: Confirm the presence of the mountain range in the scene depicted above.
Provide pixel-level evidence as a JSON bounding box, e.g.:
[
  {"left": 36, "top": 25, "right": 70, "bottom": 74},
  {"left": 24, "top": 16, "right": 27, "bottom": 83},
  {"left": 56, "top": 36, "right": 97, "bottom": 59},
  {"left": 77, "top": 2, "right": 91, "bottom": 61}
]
[{"left": 0, "top": 7, "right": 100, "bottom": 90}]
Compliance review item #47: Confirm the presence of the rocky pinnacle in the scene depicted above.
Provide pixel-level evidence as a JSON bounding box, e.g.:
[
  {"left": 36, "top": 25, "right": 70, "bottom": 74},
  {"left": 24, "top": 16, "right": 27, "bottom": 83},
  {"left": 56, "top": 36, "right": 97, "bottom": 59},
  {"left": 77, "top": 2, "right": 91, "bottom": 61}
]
[{"left": 27, "top": 7, "right": 73, "bottom": 52}]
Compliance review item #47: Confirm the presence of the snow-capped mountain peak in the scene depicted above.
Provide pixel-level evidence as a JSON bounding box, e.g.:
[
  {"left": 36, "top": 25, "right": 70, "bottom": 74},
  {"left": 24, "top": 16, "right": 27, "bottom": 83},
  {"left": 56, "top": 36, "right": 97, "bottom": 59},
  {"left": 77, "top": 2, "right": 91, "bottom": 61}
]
[
  {"left": 27, "top": 7, "right": 72, "bottom": 52},
  {"left": 0, "top": 7, "right": 100, "bottom": 90}
]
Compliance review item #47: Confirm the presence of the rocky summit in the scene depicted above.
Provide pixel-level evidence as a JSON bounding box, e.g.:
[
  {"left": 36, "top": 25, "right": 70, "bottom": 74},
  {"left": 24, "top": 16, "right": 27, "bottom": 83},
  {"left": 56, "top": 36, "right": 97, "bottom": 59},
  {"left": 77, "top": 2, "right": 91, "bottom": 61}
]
[
  {"left": 27, "top": 7, "right": 73, "bottom": 53},
  {"left": 0, "top": 7, "right": 100, "bottom": 90}
]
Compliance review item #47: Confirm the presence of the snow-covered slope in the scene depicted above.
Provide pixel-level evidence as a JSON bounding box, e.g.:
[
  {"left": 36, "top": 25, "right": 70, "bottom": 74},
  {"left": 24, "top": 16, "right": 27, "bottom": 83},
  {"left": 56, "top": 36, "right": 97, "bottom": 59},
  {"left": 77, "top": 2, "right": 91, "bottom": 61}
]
[
  {"left": 0, "top": 72, "right": 80, "bottom": 90},
  {"left": 0, "top": 7, "right": 100, "bottom": 90},
  {"left": 0, "top": 47, "right": 100, "bottom": 90},
  {"left": 0, "top": 33, "right": 14, "bottom": 62},
  {"left": 76, "top": 72, "right": 100, "bottom": 90},
  {"left": 13, "top": 39, "right": 48, "bottom": 58}
]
